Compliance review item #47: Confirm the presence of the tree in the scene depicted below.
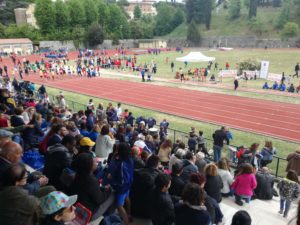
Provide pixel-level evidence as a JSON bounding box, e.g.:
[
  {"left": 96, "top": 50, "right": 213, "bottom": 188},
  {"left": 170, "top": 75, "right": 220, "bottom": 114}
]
[
  {"left": 0, "top": 0, "right": 31, "bottom": 25},
  {"left": 170, "top": 8, "right": 185, "bottom": 28},
  {"left": 134, "top": 5, "right": 142, "bottom": 19},
  {"left": 281, "top": 22, "right": 299, "bottom": 38},
  {"left": 107, "top": 4, "right": 130, "bottom": 39},
  {"left": 129, "top": 20, "right": 143, "bottom": 38},
  {"left": 67, "top": 0, "right": 86, "bottom": 27},
  {"left": 228, "top": 0, "right": 241, "bottom": 20},
  {"left": 54, "top": 0, "right": 69, "bottom": 29},
  {"left": 272, "top": 0, "right": 282, "bottom": 7},
  {"left": 34, "top": 0, "right": 56, "bottom": 34},
  {"left": 203, "top": 0, "right": 212, "bottom": 29},
  {"left": 97, "top": 0, "right": 110, "bottom": 28},
  {"left": 86, "top": 23, "right": 104, "bottom": 46},
  {"left": 275, "top": 0, "right": 293, "bottom": 28},
  {"left": 155, "top": 3, "right": 173, "bottom": 35},
  {"left": 71, "top": 26, "right": 85, "bottom": 49},
  {"left": 249, "top": 0, "right": 258, "bottom": 19},
  {"left": 83, "top": 0, "right": 99, "bottom": 26},
  {"left": 186, "top": 0, "right": 212, "bottom": 29},
  {"left": 187, "top": 20, "right": 201, "bottom": 45}
]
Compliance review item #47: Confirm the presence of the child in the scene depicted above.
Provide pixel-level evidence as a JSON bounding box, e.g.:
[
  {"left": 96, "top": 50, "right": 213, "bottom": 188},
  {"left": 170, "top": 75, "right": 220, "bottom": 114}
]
[
  {"left": 277, "top": 170, "right": 300, "bottom": 218},
  {"left": 151, "top": 173, "right": 175, "bottom": 225},
  {"left": 231, "top": 163, "right": 257, "bottom": 206},
  {"left": 108, "top": 143, "right": 134, "bottom": 225}
]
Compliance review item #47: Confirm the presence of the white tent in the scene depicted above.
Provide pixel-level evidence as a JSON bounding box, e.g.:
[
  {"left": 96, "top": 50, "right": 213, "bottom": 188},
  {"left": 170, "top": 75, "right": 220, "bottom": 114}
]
[{"left": 176, "top": 52, "right": 215, "bottom": 63}]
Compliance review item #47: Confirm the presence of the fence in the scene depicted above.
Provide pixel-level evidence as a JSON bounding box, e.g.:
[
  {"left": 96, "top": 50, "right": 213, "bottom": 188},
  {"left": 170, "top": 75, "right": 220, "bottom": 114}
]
[{"left": 46, "top": 92, "right": 288, "bottom": 178}]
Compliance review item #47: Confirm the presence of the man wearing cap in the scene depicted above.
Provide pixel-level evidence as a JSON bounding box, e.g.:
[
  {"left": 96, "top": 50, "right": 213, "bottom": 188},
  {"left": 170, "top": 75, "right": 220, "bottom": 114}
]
[
  {"left": 78, "top": 137, "right": 95, "bottom": 154},
  {"left": 40, "top": 191, "right": 77, "bottom": 225},
  {"left": 44, "top": 135, "right": 77, "bottom": 190}
]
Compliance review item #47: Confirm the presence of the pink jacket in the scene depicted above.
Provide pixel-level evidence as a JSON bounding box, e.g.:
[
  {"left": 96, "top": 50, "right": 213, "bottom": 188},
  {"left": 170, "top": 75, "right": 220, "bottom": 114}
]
[{"left": 231, "top": 173, "right": 257, "bottom": 196}]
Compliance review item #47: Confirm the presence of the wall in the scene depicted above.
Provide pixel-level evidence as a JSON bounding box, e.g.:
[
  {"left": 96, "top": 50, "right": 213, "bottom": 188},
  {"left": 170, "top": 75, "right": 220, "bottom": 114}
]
[
  {"left": 39, "top": 37, "right": 299, "bottom": 51},
  {"left": 167, "top": 36, "right": 298, "bottom": 48}
]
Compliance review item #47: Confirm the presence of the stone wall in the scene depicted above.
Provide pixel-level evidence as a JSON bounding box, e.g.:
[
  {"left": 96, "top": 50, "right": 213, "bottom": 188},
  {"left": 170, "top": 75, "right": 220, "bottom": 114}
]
[
  {"left": 169, "top": 36, "right": 298, "bottom": 48},
  {"left": 39, "top": 37, "right": 298, "bottom": 50}
]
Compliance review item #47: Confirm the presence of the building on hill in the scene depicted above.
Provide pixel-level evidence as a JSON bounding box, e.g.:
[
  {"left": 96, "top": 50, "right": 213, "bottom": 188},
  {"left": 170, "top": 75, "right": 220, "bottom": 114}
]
[
  {"left": 0, "top": 38, "right": 33, "bottom": 54},
  {"left": 14, "top": 3, "right": 38, "bottom": 28},
  {"left": 126, "top": 0, "right": 157, "bottom": 19}
]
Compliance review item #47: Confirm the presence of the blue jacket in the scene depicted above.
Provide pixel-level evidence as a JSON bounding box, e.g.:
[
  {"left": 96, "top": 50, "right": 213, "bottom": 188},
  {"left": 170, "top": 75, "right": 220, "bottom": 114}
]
[
  {"left": 180, "top": 159, "right": 198, "bottom": 182},
  {"left": 261, "top": 147, "right": 276, "bottom": 161},
  {"left": 109, "top": 158, "right": 134, "bottom": 194}
]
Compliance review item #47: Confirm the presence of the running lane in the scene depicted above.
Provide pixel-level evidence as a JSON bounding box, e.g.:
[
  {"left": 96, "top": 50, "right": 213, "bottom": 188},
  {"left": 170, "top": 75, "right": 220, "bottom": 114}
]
[{"left": 25, "top": 76, "right": 300, "bottom": 143}]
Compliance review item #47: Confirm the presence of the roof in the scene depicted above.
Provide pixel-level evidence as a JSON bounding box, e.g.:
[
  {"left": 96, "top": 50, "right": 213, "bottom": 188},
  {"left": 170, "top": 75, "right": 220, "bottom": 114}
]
[{"left": 0, "top": 38, "right": 33, "bottom": 45}]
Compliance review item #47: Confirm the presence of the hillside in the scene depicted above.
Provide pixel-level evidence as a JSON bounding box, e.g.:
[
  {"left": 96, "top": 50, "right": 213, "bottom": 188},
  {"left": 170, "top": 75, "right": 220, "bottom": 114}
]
[{"left": 164, "top": 7, "right": 283, "bottom": 38}]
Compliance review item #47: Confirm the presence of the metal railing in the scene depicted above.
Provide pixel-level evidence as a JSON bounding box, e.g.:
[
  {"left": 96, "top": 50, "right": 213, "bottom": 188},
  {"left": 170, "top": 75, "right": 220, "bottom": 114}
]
[{"left": 46, "top": 92, "right": 287, "bottom": 178}]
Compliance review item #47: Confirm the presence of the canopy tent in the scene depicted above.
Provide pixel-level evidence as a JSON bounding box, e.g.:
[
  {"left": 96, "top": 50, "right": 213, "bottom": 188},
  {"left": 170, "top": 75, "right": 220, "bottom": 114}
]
[{"left": 176, "top": 52, "right": 215, "bottom": 63}]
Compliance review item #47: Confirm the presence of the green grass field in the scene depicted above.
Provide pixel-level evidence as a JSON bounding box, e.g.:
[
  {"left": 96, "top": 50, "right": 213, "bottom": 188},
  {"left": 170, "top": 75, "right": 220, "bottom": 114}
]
[
  {"left": 133, "top": 49, "right": 300, "bottom": 90},
  {"left": 164, "top": 7, "right": 282, "bottom": 38},
  {"left": 44, "top": 86, "right": 299, "bottom": 177}
]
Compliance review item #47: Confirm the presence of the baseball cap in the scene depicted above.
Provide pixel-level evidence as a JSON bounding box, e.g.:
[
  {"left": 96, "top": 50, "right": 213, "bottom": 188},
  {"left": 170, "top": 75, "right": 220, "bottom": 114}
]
[
  {"left": 79, "top": 137, "right": 95, "bottom": 147},
  {"left": 40, "top": 191, "right": 77, "bottom": 215},
  {"left": 0, "top": 129, "right": 13, "bottom": 138}
]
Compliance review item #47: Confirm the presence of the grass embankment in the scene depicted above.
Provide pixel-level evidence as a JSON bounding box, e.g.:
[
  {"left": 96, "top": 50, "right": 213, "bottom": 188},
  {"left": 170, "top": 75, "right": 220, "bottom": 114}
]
[
  {"left": 45, "top": 86, "right": 299, "bottom": 177},
  {"left": 164, "top": 7, "right": 281, "bottom": 38}
]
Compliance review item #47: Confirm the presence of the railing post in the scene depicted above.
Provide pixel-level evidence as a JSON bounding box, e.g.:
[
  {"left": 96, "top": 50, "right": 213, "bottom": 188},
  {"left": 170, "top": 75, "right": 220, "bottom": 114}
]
[
  {"left": 173, "top": 129, "right": 176, "bottom": 143},
  {"left": 72, "top": 101, "right": 75, "bottom": 111},
  {"left": 275, "top": 157, "right": 280, "bottom": 178}
]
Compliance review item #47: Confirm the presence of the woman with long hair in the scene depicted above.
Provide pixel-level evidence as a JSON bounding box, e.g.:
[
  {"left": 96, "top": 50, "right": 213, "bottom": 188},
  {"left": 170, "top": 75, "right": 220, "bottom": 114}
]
[{"left": 158, "top": 139, "right": 172, "bottom": 167}]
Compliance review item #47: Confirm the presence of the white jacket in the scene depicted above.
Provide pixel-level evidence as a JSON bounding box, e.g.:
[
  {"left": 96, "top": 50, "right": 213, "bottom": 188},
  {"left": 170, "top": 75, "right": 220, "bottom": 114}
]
[
  {"left": 95, "top": 134, "right": 114, "bottom": 158},
  {"left": 218, "top": 169, "right": 234, "bottom": 194}
]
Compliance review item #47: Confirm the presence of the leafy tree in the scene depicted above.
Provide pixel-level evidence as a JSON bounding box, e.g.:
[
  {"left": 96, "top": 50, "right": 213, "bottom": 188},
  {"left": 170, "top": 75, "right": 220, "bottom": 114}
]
[
  {"left": 248, "top": 18, "right": 267, "bottom": 36},
  {"left": 97, "top": 0, "right": 110, "bottom": 27},
  {"left": 187, "top": 20, "right": 201, "bottom": 45},
  {"left": 117, "top": 0, "right": 129, "bottom": 7},
  {"left": 34, "top": 0, "right": 55, "bottom": 34},
  {"left": 0, "top": 23, "right": 5, "bottom": 37},
  {"left": 86, "top": 23, "right": 104, "bottom": 46},
  {"left": 228, "top": 0, "right": 241, "bottom": 20},
  {"left": 155, "top": 3, "right": 173, "bottom": 35},
  {"left": 107, "top": 4, "right": 130, "bottom": 39},
  {"left": 4, "top": 24, "right": 42, "bottom": 41},
  {"left": 186, "top": 0, "right": 212, "bottom": 29},
  {"left": 249, "top": 0, "right": 258, "bottom": 19},
  {"left": 238, "top": 59, "right": 260, "bottom": 74},
  {"left": 272, "top": 0, "right": 282, "bottom": 7},
  {"left": 71, "top": 26, "right": 85, "bottom": 49},
  {"left": 0, "top": 0, "right": 31, "bottom": 25},
  {"left": 54, "top": 0, "right": 69, "bottom": 29},
  {"left": 67, "top": 0, "right": 86, "bottom": 27},
  {"left": 274, "top": 0, "right": 293, "bottom": 28},
  {"left": 83, "top": 0, "right": 99, "bottom": 26},
  {"left": 129, "top": 20, "right": 143, "bottom": 38},
  {"left": 134, "top": 5, "right": 142, "bottom": 19},
  {"left": 203, "top": 0, "right": 212, "bottom": 29},
  {"left": 281, "top": 22, "right": 299, "bottom": 38},
  {"left": 170, "top": 8, "right": 185, "bottom": 28}
]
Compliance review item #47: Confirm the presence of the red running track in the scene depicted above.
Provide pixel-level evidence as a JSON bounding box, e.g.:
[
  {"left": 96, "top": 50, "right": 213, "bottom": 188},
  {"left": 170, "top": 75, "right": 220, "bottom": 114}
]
[{"left": 24, "top": 75, "right": 300, "bottom": 143}]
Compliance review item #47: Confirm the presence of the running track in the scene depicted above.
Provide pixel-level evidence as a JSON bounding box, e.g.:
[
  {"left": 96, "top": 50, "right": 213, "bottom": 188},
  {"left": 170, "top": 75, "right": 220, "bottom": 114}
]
[{"left": 23, "top": 75, "right": 300, "bottom": 143}]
